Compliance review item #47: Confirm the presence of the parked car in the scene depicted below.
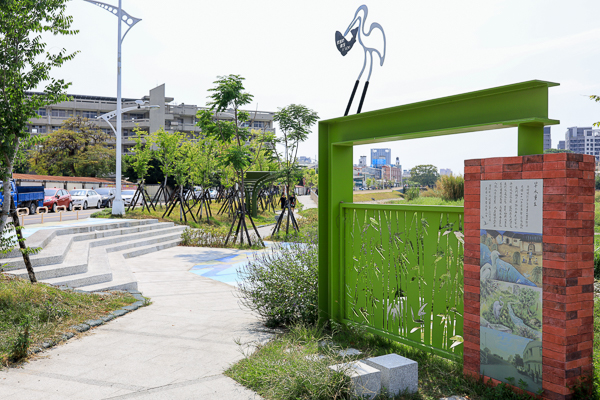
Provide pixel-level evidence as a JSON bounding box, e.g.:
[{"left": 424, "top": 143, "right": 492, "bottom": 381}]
[
  {"left": 43, "top": 188, "right": 72, "bottom": 212},
  {"left": 95, "top": 188, "right": 116, "bottom": 208},
  {"left": 121, "top": 189, "right": 142, "bottom": 206},
  {"left": 69, "top": 189, "right": 102, "bottom": 210}
]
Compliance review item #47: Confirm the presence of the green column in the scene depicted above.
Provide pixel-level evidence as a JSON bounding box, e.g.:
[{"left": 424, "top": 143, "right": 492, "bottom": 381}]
[
  {"left": 319, "top": 124, "right": 353, "bottom": 322},
  {"left": 517, "top": 124, "right": 544, "bottom": 156}
]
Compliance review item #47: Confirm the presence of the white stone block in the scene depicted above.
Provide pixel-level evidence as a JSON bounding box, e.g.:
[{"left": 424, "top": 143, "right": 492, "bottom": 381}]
[
  {"left": 362, "top": 353, "right": 418, "bottom": 395},
  {"left": 338, "top": 348, "right": 362, "bottom": 357},
  {"left": 329, "top": 361, "right": 381, "bottom": 399}
]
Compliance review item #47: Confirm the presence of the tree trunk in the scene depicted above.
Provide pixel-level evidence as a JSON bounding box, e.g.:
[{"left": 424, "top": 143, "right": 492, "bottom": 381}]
[
  {"left": 10, "top": 196, "right": 36, "bottom": 283},
  {"left": 0, "top": 152, "right": 15, "bottom": 237}
]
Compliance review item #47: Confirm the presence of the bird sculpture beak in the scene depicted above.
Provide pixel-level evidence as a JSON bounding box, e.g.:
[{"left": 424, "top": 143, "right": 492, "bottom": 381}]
[{"left": 344, "top": 16, "right": 360, "bottom": 37}]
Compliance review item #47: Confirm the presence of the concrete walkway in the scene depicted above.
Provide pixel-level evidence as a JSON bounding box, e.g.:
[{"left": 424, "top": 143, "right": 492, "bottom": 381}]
[
  {"left": 0, "top": 246, "right": 269, "bottom": 399},
  {"left": 297, "top": 195, "right": 317, "bottom": 210}
]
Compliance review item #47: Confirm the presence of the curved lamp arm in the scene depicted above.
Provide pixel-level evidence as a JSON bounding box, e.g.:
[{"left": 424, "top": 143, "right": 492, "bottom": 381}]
[{"left": 83, "top": 0, "right": 141, "bottom": 42}]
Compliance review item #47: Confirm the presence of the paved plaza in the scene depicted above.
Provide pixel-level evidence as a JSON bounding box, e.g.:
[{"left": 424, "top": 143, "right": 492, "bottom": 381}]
[{"left": 0, "top": 245, "right": 270, "bottom": 399}]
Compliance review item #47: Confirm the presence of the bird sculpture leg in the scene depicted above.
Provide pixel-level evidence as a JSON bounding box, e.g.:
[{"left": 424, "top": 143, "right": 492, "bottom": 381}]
[
  {"left": 344, "top": 80, "right": 360, "bottom": 116},
  {"left": 357, "top": 81, "right": 369, "bottom": 114}
]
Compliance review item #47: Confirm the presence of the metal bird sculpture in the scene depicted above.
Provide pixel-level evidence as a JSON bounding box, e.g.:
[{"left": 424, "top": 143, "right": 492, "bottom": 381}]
[{"left": 335, "top": 5, "right": 386, "bottom": 116}]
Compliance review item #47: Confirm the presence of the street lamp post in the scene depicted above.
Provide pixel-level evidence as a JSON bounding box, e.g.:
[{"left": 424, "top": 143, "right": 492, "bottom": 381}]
[{"left": 84, "top": 0, "right": 142, "bottom": 215}]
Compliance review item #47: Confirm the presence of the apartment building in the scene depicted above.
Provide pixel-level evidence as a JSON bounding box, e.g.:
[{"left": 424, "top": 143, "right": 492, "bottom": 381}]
[
  {"left": 371, "top": 148, "right": 391, "bottom": 167},
  {"left": 563, "top": 126, "right": 600, "bottom": 162},
  {"left": 381, "top": 164, "right": 402, "bottom": 183},
  {"left": 543, "top": 126, "right": 551, "bottom": 151},
  {"left": 26, "top": 84, "right": 275, "bottom": 155}
]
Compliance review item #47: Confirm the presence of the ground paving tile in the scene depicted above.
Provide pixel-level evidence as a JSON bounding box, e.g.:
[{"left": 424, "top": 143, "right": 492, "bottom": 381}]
[{"left": 0, "top": 246, "right": 264, "bottom": 399}]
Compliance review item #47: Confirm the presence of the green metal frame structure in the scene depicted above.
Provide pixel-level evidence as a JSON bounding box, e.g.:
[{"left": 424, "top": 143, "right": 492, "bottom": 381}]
[{"left": 318, "top": 80, "right": 559, "bottom": 357}]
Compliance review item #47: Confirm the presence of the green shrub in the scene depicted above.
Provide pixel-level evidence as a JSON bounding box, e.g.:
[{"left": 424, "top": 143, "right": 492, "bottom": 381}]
[
  {"left": 180, "top": 226, "right": 261, "bottom": 249},
  {"left": 437, "top": 174, "right": 465, "bottom": 201},
  {"left": 420, "top": 187, "right": 440, "bottom": 198},
  {"left": 9, "top": 316, "right": 30, "bottom": 362},
  {"left": 237, "top": 240, "right": 318, "bottom": 327},
  {"left": 405, "top": 186, "right": 420, "bottom": 201}
]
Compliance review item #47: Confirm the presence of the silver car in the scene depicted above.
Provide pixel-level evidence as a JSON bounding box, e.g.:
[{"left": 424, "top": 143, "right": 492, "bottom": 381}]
[{"left": 69, "top": 189, "right": 102, "bottom": 210}]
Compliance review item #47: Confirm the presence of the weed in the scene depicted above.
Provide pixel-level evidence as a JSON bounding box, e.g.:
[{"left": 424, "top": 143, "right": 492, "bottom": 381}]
[
  {"left": 437, "top": 174, "right": 465, "bottom": 201},
  {"left": 9, "top": 315, "right": 30, "bottom": 362}
]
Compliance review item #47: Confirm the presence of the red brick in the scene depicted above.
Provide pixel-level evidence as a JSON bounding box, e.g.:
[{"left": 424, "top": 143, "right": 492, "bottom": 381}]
[
  {"left": 523, "top": 162, "right": 543, "bottom": 171},
  {"left": 523, "top": 171, "right": 543, "bottom": 179},
  {"left": 503, "top": 163, "right": 522, "bottom": 172},
  {"left": 483, "top": 164, "right": 502, "bottom": 173},
  {"left": 464, "top": 159, "right": 481, "bottom": 166},
  {"left": 482, "top": 172, "right": 502, "bottom": 180},
  {"left": 502, "top": 172, "right": 522, "bottom": 180},
  {"left": 482, "top": 157, "right": 504, "bottom": 165},
  {"left": 543, "top": 170, "right": 568, "bottom": 179},
  {"left": 544, "top": 153, "right": 569, "bottom": 162}
]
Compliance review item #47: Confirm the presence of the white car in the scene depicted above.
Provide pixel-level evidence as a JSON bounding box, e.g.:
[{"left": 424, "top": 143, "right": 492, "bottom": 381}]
[
  {"left": 69, "top": 189, "right": 102, "bottom": 210},
  {"left": 121, "top": 189, "right": 142, "bottom": 206}
]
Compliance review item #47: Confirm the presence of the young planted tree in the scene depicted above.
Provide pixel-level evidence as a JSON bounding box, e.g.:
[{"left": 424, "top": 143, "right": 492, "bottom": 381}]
[
  {"left": 150, "top": 128, "right": 181, "bottom": 207},
  {"left": 0, "top": 0, "right": 78, "bottom": 237},
  {"left": 163, "top": 140, "right": 196, "bottom": 222},
  {"left": 272, "top": 104, "right": 319, "bottom": 234},
  {"left": 196, "top": 74, "right": 265, "bottom": 246},
  {"left": 125, "top": 129, "right": 154, "bottom": 212},
  {"left": 189, "top": 136, "right": 218, "bottom": 222},
  {"left": 30, "top": 116, "right": 115, "bottom": 177}
]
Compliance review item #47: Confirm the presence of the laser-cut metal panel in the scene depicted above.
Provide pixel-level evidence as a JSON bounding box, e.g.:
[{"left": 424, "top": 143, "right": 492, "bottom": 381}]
[{"left": 341, "top": 203, "right": 464, "bottom": 361}]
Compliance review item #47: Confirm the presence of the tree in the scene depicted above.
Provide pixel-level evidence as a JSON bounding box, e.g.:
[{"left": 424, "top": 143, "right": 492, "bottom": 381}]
[
  {"left": 196, "top": 74, "right": 265, "bottom": 245},
  {"left": 126, "top": 128, "right": 153, "bottom": 185},
  {"left": 544, "top": 148, "right": 573, "bottom": 154},
  {"left": 30, "top": 117, "right": 115, "bottom": 177},
  {"left": 590, "top": 95, "right": 600, "bottom": 127},
  {"left": 410, "top": 165, "right": 439, "bottom": 187},
  {"left": 0, "top": 0, "right": 78, "bottom": 236},
  {"left": 303, "top": 168, "right": 318, "bottom": 188},
  {"left": 273, "top": 104, "right": 319, "bottom": 196}
]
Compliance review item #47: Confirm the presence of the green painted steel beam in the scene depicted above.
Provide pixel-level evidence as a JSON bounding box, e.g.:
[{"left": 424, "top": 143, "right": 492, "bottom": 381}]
[{"left": 319, "top": 80, "right": 559, "bottom": 333}]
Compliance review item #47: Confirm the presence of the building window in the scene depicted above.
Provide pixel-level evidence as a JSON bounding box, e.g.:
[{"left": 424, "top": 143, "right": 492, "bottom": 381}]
[
  {"left": 36, "top": 108, "right": 47, "bottom": 117},
  {"left": 30, "top": 125, "right": 47, "bottom": 134},
  {"left": 127, "top": 113, "right": 145, "bottom": 120},
  {"left": 51, "top": 109, "right": 70, "bottom": 118},
  {"left": 80, "top": 110, "right": 97, "bottom": 119}
]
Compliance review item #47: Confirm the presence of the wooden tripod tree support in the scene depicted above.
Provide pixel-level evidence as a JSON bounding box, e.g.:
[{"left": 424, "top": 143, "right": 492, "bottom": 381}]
[
  {"left": 272, "top": 200, "right": 299, "bottom": 236},
  {"left": 224, "top": 195, "right": 264, "bottom": 247},
  {"left": 162, "top": 186, "right": 197, "bottom": 223},
  {"left": 9, "top": 196, "right": 37, "bottom": 283},
  {"left": 150, "top": 181, "right": 171, "bottom": 209},
  {"left": 127, "top": 182, "right": 155, "bottom": 213},
  {"left": 192, "top": 189, "right": 213, "bottom": 223}
]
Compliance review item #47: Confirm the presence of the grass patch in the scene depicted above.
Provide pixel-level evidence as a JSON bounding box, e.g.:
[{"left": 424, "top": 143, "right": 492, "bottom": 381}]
[
  {"left": 0, "top": 274, "right": 138, "bottom": 366},
  {"left": 393, "top": 197, "right": 464, "bottom": 207},
  {"left": 92, "top": 202, "right": 277, "bottom": 237},
  {"left": 353, "top": 191, "right": 404, "bottom": 203},
  {"left": 268, "top": 208, "right": 318, "bottom": 243},
  {"left": 227, "top": 323, "right": 543, "bottom": 400}
]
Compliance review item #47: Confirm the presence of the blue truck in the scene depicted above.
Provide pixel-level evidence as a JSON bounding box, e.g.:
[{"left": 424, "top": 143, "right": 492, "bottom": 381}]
[{"left": 0, "top": 180, "right": 44, "bottom": 215}]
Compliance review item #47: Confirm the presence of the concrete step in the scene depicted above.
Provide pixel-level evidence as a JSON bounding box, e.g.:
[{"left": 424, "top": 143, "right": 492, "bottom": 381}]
[
  {"left": 0, "top": 220, "right": 168, "bottom": 270},
  {"left": 42, "top": 271, "right": 113, "bottom": 288},
  {"left": 104, "top": 229, "right": 186, "bottom": 254},
  {"left": 4, "top": 218, "right": 185, "bottom": 292},
  {"left": 77, "top": 239, "right": 183, "bottom": 292}
]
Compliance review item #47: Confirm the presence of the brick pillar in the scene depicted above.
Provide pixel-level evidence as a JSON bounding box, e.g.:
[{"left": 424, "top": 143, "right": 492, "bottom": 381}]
[{"left": 463, "top": 153, "right": 594, "bottom": 400}]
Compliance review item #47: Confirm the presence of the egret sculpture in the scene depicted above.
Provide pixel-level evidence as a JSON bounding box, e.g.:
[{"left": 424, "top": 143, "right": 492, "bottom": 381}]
[{"left": 335, "top": 5, "right": 386, "bottom": 116}]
